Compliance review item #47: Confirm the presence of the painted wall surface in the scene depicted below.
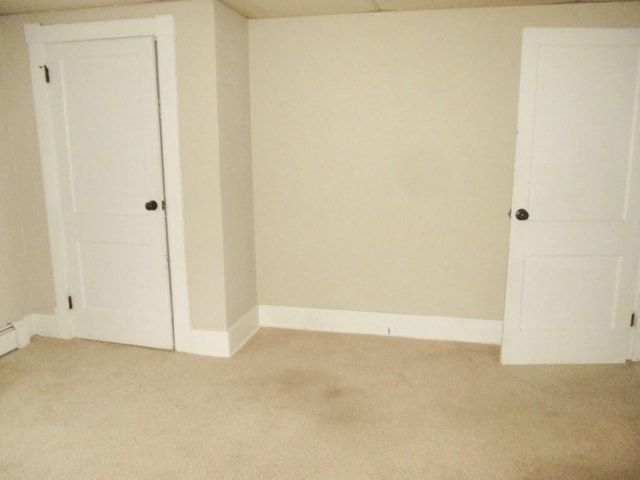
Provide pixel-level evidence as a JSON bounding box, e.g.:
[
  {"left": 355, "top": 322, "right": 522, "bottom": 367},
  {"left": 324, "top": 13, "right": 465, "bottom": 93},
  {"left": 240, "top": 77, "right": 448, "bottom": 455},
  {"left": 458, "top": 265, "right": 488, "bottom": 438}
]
[
  {"left": 0, "top": 0, "right": 228, "bottom": 330},
  {"left": 214, "top": 0, "right": 258, "bottom": 326},
  {"left": 249, "top": 2, "right": 640, "bottom": 321},
  {"left": 0, "top": 39, "right": 29, "bottom": 325}
]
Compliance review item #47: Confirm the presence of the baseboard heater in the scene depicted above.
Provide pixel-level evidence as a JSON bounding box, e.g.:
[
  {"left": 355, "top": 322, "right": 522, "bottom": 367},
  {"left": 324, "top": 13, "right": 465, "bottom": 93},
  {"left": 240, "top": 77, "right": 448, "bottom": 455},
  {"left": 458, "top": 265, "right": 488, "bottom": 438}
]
[{"left": 0, "top": 323, "right": 19, "bottom": 357}]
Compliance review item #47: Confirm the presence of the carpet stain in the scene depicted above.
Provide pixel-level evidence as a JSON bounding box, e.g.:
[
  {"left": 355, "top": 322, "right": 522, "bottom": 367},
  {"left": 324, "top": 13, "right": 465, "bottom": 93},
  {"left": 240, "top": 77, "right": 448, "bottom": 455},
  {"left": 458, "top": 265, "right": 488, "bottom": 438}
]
[
  {"left": 322, "top": 386, "right": 343, "bottom": 400},
  {"left": 269, "top": 369, "right": 368, "bottom": 426}
]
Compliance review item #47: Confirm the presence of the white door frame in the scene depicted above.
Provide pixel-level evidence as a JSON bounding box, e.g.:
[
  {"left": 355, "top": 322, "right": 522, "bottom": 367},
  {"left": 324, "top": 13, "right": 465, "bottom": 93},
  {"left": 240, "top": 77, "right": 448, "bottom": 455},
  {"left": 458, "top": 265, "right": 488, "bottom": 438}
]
[
  {"left": 25, "top": 16, "right": 191, "bottom": 351},
  {"left": 633, "top": 265, "right": 640, "bottom": 361}
]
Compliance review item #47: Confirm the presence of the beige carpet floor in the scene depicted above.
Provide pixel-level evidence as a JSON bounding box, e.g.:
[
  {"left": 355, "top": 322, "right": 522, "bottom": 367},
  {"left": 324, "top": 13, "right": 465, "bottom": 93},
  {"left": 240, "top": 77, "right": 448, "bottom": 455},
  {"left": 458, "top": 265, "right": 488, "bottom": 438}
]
[{"left": 1, "top": 328, "right": 639, "bottom": 479}]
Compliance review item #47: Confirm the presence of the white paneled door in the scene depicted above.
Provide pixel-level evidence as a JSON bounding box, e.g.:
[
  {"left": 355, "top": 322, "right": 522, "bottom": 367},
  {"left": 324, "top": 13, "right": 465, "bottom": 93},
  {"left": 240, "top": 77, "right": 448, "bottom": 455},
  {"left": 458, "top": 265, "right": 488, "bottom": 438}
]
[
  {"left": 45, "top": 37, "right": 174, "bottom": 349},
  {"left": 502, "top": 28, "right": 640, "bottom": 364}
]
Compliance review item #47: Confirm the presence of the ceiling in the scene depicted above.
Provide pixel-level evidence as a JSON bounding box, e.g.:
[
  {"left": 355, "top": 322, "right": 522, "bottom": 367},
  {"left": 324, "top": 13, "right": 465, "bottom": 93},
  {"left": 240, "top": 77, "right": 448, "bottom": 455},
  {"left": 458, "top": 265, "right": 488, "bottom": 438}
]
[
  {"left": 0, "top": 0, "right": 635, "bottom": 18},
  {"left": 220, "top": 0, "right": 637, "bottom": 18}
]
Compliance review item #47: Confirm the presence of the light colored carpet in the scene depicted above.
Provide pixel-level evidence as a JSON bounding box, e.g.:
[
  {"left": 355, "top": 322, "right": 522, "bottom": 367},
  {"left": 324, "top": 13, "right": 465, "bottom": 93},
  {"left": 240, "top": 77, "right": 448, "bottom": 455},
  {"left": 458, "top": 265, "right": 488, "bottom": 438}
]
[{"left": 1, "top": 328, "right": 639, "bottom": 479}]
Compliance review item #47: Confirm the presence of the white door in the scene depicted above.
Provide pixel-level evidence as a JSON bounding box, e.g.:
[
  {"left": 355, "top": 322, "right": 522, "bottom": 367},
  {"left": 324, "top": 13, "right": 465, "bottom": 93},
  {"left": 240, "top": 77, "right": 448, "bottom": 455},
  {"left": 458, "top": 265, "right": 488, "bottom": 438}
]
[
  {"left": 45, "top": 37, "right": 174, "bottom": 349},
  {"left": 502, "top": 28, "right": 640, "bottom": 365}
]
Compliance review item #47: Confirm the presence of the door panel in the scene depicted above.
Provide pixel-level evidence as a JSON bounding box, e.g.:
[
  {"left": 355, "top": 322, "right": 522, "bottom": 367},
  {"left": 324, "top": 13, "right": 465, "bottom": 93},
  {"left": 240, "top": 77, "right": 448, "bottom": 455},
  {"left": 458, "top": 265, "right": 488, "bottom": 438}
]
[
  {"left": 528, "top": 45, "right": 638, "bottom": 222},
  {"left": 502, "top": 29, "right": 640, "bottom": 364},
  {"left": 63, "top": 53, "right": 151, "bottom": 215},
  {"left": 519, "top": 256, "right": 621, "bottom": 331},
  {"left": 46, "top": 37, "right": 173, "bottom": 349}
]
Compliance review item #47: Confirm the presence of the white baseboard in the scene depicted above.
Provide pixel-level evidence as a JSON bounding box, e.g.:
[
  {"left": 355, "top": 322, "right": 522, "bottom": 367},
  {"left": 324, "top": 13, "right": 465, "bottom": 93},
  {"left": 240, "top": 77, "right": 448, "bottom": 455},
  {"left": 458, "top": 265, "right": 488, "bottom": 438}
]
[
  {"left": 179, "top": 305, "right": 260, "bottom": 358},
  {"left": 181, "top": 328, "right": 231, "bottom": 357},
  {"left": 259, "top": 305, "right": 503, "bottom": 345},
  {"left": 27, "top": 313, "right": 73, "bottom": 339},
  {"left": 5, "top": 305, "right": 500, "bottom": 358},
  {"left": 228, "top": 305, "right": 260, "bottom": 356},
  {"left": 12, "top": 318, "right": 33, "bottom": 347}
]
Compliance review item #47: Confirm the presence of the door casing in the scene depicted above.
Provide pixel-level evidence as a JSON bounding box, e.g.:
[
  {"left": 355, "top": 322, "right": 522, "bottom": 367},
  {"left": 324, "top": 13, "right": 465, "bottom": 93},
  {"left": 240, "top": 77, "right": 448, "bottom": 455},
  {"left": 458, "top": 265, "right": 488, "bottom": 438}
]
[
  {"left": 25, "top": 16, "right": 191, "bottom": 351},
  {"left": 633, "top": 267, "right": 640, "bottom": 360}
]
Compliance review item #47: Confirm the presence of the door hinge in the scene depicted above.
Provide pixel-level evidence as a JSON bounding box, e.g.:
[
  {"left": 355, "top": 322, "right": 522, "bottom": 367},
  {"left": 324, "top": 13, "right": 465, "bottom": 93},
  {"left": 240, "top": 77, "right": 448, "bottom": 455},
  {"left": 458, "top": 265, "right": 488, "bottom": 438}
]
[
  {"left": 68, "top": 295, "right": 73, "bottom": 310},
  {"left": 39, "top": 65, "right": 50, "bottom": 83},
  {"left": 631, "top": 312, "right": 636, "bottom": 327}
]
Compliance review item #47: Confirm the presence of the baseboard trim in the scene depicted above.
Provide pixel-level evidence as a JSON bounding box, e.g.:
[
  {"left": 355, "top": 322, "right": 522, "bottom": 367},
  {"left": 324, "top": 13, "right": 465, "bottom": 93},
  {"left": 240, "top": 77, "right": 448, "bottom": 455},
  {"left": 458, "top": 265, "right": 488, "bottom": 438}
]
[
  {"left": 228, "top": 305, "right": 260, "bottom": 356},
  {"left": 12, "top": 317, "right": 33, "bottom": 347},
  {"left": 5, "top": 306, "right": 500, "bottom": 358},
  {"left": 28, "top": 313, "right": 73, "bottom": 339},
  {"left": 182, "top": 328, "right": 231, "bottom": 357},
  {"left": 180, "top": 305, "right": 260, "bottom": 358},
  {"left": 259, "top": 305, "right": 503, "bottom": 345}
]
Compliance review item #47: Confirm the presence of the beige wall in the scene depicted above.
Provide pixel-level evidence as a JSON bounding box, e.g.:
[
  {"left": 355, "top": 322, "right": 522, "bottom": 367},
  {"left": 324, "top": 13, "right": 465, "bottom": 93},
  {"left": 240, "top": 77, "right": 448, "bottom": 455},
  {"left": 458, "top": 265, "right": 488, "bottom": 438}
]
[
  {"left": 249, "top": 2, "right": 640, "bottom": 321},
  {"left": 0, "top": 38, "right": 30, "bottom": 325},
  {"left": 0, "top": 0, "right": 229, "bottom": 330},
  {"left": 4, "top": 0, "right": 638, "bottom": 335},
  {"left": 214, "top": 0, "right": 258, "bottom": 326},
  {"left": 0, "top": 19, "right": 55, "bottom": 316}
]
